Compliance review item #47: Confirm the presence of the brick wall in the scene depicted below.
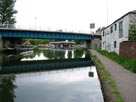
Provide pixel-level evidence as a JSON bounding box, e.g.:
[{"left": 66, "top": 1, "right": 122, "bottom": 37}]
[{"left": 119, "top": 41, "right": 136, "bottom": 59}]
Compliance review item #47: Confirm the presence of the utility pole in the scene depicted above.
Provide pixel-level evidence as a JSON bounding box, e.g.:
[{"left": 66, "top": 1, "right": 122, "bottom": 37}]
[
  {"left": 35, "top": 17, "right": 37, "bottom": 29},
  {"left": 107, "top": 0, "right": 109, "bottom": 26}
]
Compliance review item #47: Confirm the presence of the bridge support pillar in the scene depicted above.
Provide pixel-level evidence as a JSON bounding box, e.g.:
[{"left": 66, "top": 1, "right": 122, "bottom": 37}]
[
  {"left": 0, "top": 37, "right": 4, "bottom": 50},
  {"left": 85, "top": 40, "right": 92, "bottom": 49},
  {"left": 0, "top": 37, "right": 22, "bottom": 50}
]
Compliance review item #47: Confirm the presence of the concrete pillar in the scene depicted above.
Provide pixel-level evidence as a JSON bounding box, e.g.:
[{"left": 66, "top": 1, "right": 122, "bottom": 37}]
[
  {"left": 85, "top": 40, "right": 92, "bottom": 49},
  {"left": 3, "top": 38, "right": 10, "bottom": 48},
  {"left": 0, "top": 37, "right": 22, "bottom": 49},
  {"left": 0, "top": 37, "right": 3, "bottom": 50}
]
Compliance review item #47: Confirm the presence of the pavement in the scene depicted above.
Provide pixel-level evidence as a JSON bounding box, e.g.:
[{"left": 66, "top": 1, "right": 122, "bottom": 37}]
[{"left": 91, "top": 50, "right": 136, "bottom": 102}]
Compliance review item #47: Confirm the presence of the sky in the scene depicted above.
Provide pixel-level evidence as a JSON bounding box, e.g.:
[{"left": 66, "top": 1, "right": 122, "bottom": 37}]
[{"left": 14, "top": 0, "right": 136, "bottom": 33}]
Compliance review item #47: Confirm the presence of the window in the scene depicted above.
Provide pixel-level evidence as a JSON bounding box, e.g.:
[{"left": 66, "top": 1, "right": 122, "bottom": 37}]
[
  {"left": 114, "top": 41, "right": 116, "bottom": 48},
  {"left": 107, "top": 31, "right": 109, "bottom": 35},
  {"left": 115, "top": 24, "right": 117, "bottom": 31},
  {"left": 119, "top": 21, "right": 123, "bottom": 38},
  {"left": 110, "top": 26, "right": 113, "bottom": 33}
]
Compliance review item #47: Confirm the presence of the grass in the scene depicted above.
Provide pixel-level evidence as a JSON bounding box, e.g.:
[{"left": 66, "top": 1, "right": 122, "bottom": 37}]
[
  {"left": 97, "top": 50, "right": 136, "bottom": 73},
  {"left": 90, "top": 50, "right": 123, "bottom": 102}
]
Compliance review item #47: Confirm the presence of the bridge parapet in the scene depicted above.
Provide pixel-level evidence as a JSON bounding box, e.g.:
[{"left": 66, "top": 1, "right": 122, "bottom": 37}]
[{"left": 0, "top": 24, "right": 89, "bottom": 34}]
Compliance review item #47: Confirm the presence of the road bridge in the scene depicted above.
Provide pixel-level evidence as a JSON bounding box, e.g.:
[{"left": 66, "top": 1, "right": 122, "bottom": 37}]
[{"left": 0, "top": 28, "right": 101, "bottom": 49}]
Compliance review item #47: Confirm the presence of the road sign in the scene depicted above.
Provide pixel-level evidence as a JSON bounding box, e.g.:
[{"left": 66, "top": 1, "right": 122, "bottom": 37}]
[{"left": 90, "top": 23, "right": 95, "bottom": 29}]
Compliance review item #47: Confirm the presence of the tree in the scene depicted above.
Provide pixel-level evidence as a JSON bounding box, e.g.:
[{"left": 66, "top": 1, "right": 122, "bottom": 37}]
[
  {"left": 0, "top": 0, "right": 17, "bottom": 27},
  {"left": 129, "top": 24, "right": 136, "bottom": 40}
]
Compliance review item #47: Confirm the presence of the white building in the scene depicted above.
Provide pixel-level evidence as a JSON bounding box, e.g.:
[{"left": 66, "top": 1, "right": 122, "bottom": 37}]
[{"left": 102, "top": 10, "right": 136, "bottom": 54}]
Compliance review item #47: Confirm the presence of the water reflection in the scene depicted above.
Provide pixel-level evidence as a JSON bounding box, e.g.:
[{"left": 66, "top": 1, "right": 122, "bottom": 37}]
[
  {"left": 0, "top": 49, "right": 86, "bottom": 63},
  {"left": 21, "top": 52, "right": 48, "bottom": 61},
  {"left": 31, "top": 49, "right": 86, "bottom": 60},
  {"left": 0, "top": 49, "right": 93, "bottom": 74},
  {"left": 0, "top": 75, "right": 17, "bottom": 102},
  {"left": 0, "top": 49, "right": 104, "bottom": 102},
  {"left": 14, "top": 66, "right": 103, "bottom": 102}
]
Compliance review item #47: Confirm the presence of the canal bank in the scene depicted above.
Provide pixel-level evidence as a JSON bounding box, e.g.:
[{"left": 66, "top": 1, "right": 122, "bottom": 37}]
[
  {"left": 90, "top": 50, "right": 136, "bottom": 102},
  {"left": 90, "top": 50, "right": 123, "bottom": 102}
]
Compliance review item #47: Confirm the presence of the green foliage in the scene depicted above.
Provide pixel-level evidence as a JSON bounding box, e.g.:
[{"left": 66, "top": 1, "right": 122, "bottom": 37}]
[
  {"left": 97, "top": 50, "right": 136, "bottom": 73},
  {"left": 0, "top": 75, "right": 17, "bottom": 102},
  {"left": 0, "top": 0, "right": 17, "bottom": 26},
  {"left": 129, "top": 24, "right": 136, "bottom": 40},
  {"left": 74, "top": 40, "right": 84, "bottom": 44},
  {"left": 23, "top": 39, "right": 49, "bottom": 45}
]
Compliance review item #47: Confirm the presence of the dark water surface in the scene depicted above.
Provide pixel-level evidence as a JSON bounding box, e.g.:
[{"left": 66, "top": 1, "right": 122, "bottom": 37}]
[{"left": 0, "top": 49, "right": 104, "bottom": 102}]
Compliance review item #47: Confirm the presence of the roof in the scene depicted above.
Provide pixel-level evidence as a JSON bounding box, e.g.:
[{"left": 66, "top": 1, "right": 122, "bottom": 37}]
[{"left": 103, "top": 10, "right": 136, "bottom": 30}]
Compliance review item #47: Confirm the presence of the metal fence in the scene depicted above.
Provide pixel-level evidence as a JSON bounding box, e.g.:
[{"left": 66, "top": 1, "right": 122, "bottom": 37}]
[{"left": 0, "top": 24, "right": 89, "bottom": 34}]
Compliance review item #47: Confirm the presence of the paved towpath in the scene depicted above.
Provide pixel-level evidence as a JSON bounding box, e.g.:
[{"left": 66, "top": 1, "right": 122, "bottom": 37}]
[{"left": 91, "top": 50, "right": 136, "bottom": 102}]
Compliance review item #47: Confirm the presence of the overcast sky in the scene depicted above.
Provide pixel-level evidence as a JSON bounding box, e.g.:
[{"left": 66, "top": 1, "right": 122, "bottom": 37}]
[{"left": 14, "top": 0, "right": 136, "bottom": 33}]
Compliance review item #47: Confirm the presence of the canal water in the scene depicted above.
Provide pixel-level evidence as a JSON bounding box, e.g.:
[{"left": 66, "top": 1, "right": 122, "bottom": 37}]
[{"left": 0, "top": 49, "right": 104, "bottom": 102}]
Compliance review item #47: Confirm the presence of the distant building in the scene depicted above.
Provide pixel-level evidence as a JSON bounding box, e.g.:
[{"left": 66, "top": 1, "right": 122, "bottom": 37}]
[
  {"left": 91, "top": 28, "right": 102, "bottom": 50},
  {"left": 49, "top": 41, "right": 75, "bottom": 49},
  {"left": 91, "top": 38, "right": 101, "bottom": 50},
  {"left": 102, "top": 10, "right": 136, "bottom": 54}
]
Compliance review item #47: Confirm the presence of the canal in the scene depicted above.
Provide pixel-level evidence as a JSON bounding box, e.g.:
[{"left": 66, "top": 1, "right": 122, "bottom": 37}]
[{"left": 0, "top": 49, "right": 104, "bottom": 102}]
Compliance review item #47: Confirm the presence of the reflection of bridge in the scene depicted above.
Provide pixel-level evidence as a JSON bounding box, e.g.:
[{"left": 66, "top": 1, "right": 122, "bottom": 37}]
[{"left": 0, "top": 58, "right": 94, "bottom": 74}]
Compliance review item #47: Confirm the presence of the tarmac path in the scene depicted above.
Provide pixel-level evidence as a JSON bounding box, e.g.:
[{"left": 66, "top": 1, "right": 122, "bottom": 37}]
[{"left": 91, "top": 50, "right": 136, "bottom": 102}]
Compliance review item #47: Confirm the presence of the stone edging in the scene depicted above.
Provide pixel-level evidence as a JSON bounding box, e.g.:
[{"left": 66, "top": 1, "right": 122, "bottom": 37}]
[{"left": 89, "top": 50, "right": 123, "bottom": 102}]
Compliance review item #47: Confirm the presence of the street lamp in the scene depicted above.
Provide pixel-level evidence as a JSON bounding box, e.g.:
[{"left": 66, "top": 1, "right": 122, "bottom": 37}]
[
  {"left": 107, "top": 0, "right": 109, "bottom": 26},
  {"left": 35, "top": 17, "right": 37, "bottom": 29}
]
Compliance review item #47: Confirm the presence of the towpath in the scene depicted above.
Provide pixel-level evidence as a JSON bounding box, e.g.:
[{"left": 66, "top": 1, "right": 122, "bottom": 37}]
[{"left": 91, "top": 50, "right": 136, "bottom": 102}]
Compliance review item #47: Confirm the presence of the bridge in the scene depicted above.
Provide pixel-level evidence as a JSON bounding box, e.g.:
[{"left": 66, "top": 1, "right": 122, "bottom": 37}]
[
  {"left": 0, "top": 28, "right": 101, "bottom": 40},
  {"left": 0, "top": 28, "right": 101, "bottom": 49}
]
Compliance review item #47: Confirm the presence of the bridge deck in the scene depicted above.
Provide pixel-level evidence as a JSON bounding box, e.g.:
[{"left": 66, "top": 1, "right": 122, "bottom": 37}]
[{"left": 0, "top": 28, "right": 101, "bottom": 40}]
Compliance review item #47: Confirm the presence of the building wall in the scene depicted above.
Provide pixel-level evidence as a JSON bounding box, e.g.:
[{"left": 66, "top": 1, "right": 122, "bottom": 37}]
[
  {"left": 129, "top": 14, "right": 136, "bottom": 25},
  {"left": 91, "top": 39, "right": 101, "bottom": 50},
  {"left": 102, "top": 15, "right": 130, "bottom": 54}
]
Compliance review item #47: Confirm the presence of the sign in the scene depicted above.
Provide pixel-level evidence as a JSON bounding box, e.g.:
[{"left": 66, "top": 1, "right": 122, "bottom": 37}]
[{"left": 90, "top": 23, "right": 95, "bottom": 29}]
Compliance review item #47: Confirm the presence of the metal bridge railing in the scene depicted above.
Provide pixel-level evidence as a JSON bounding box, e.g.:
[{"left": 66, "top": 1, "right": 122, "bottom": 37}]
[{"left": 0, "top": 24, "right": 90, "bottom": 34}]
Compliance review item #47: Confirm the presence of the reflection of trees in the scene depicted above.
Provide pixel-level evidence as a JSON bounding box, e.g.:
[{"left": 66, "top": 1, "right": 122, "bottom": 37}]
[
  {"left": 55, "top": 51, "right": 65, "bottom": 59},
  {"left": 85, "top": 51, "right": 91, "bottom": 59},
  {"left": 46, "top": 50, "right": 65, "bottom": 59},
  {"left": 24, "top": 49, "right": 42, "bottom": 59},
  {"left": 19, "top": 49, "right": 86, "bottom": 60},
  {"left": 74, "top": 50, "right": 84, "bottom": 58},
  {"left": 0, "top": 75, "right": 17, "bottom": 102},
  {"left": 43, "top": 50, "right": 54, "bottom": 59},
  {"left": 68, "top": 51, "right": 72, "bottom": 59},
  {"left": 40, "top": 50, "right": 84, "bottom": 59},
  {"left": 33, "top": 49, "right": 41, "bottom": 57}
]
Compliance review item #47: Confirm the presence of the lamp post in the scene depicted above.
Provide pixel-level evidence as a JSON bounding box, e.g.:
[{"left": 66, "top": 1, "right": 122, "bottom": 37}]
[
  {"left": 107, "top": 0, "right": 109, "bottom": 26},
  {"left": 35, "top": 17, "right": 37, "bottom": 29}
]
